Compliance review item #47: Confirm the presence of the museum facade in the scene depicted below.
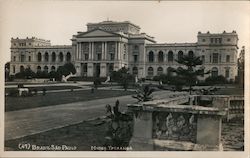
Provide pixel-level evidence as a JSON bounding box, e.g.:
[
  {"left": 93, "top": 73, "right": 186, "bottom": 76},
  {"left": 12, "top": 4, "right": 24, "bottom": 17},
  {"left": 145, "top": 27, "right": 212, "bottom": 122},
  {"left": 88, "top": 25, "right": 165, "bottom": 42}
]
[{"left": 9, "top": 20, "right": 239, "bottom": 81}]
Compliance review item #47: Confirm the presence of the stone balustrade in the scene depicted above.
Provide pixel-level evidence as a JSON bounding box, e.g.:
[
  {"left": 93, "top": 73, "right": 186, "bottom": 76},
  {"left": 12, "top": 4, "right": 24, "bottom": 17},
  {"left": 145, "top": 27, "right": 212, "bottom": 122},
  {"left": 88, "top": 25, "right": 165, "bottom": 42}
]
[{"left": 128, "top": 95, "right": 227, "bottom": 151}]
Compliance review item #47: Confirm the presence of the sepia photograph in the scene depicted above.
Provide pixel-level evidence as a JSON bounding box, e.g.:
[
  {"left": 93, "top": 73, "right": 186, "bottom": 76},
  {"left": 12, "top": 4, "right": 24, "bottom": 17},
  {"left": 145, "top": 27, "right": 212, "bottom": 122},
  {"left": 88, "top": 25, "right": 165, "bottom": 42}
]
[{"left": 0, "top": 0, "right": 249, "bottom": 157}]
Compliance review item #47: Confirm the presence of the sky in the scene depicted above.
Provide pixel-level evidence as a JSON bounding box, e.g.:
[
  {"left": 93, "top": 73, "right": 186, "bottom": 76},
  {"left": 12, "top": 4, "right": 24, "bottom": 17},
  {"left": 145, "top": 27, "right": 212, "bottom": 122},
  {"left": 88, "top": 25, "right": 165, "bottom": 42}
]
[{"left": 0, "top": 1, "right": 249, "bottom": 64}]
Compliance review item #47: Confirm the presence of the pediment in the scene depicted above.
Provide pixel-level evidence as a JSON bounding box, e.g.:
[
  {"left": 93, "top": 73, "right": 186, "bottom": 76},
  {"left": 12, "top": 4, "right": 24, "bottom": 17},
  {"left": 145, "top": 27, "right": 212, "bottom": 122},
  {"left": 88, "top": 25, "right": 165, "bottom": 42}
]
[{"left": 76, "top": 29, "right": 119, "bottom": 38}]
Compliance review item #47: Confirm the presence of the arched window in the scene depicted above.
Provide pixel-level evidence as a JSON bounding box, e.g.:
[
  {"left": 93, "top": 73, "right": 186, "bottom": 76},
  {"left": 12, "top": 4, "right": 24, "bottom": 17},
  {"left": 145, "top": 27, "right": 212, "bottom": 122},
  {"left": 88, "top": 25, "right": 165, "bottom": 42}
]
[
  {"left": 52, "top": 52, "right": 56, "bottom": 62},
  {"left": 134, "top": 45, "right": 139, "bottom": 50},
  {"left": 226, "top": 55, "right": 230, "bottom": 62},
  {"left": 225, "top": 69, "right": 230, "bottom": 78},
  {"left": 188, "top": 51, "right": 194, "bottom": 57},
  {"left": 157, "top": 67, "right": 163, "bottom": 75},
  {"left": 44, "top": 66, "right": 49, "bottom": 73},
  {"left": 168, "top": 51, "right": 173, "bottom": 62},
  {"left": 59, "top": 52, "right": 64, "bottom": 62},
  {"left": 167, "top": 67, "right": 174, "bottom": 76},
  {"left": 147, "top": 67, "right": 154, "bottom": 76},
  {"left": 108, "top": 64, "right": 114, "bottom": 74},
  {"left": 178, "top": 51, "right": 183, "bottom": 61},
  {"left": 211, "top": 67, "right": 218, "bottom": 77},
  {"left": 148, "top": 51, "right": 154, "bottom": 62},
  {"left": 66, "top": 52, "right": 71, "bottom": 62},
  {"left": 158, "top": 51, "right": 164, "bottom": 62},
  {"left": 51, "top": 66, "right": 56, "bottom": 71},
  {"left": 37, "top": 52, "right": 42, "bottom": 62},
  {"left": 37, "top": 66, "right": 41, "bottom": 72},
  {"left": 45, "top": 52, "right": 49, "bottom": 62},
  {"left": 83, "top": 63, "right": 88, "bottom": 73},
  {"left": 20, "top": 65, "right": 24, "bottom": 72},
  {"left": 132, "top": 67, "right": 138, "bottom": 75},
  {"left": 177, "top": 67, "right": 183, "bottom": 72}
]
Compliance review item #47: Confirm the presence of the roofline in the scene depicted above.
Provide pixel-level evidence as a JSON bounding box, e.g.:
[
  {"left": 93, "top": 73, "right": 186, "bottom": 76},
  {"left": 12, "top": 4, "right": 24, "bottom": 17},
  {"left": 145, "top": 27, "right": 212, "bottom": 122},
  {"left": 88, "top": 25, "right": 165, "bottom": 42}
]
[
  {"left": 87, "top": 20, "right": 140, "bottom": 29},
  {"left": 74, "top": 28, "right": 129, "bottom": 38}
]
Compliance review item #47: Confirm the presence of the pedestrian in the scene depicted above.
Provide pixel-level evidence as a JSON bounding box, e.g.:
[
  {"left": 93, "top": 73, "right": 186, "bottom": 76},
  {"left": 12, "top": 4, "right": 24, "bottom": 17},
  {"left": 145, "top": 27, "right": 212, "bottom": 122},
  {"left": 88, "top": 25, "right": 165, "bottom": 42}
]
[{"left": 42, "top": 88, "right": 46, "bottom": 96}]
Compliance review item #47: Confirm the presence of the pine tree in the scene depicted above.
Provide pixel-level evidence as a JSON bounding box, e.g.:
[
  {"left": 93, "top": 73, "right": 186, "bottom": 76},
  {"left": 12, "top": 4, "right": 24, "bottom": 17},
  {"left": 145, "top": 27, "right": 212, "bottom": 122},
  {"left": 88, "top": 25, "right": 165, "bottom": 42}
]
[{"left": 175, "top": 54, "right": 210, "bottom": 94}]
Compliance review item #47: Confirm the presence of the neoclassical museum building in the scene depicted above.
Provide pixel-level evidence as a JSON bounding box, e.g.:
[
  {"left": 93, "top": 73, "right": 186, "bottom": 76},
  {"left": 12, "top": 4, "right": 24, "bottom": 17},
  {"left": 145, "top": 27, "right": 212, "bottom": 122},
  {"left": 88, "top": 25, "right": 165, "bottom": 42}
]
[{"left": 9, "top": 20, "right": 239, "bottom": 81}]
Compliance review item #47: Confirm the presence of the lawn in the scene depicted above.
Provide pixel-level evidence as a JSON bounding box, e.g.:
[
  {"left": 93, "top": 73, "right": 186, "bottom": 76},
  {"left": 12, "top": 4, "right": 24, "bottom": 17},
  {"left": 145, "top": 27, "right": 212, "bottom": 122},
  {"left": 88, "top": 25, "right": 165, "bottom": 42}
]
[
  {"left": 5, "top": 86, "right": 82, "bottom": 94},
  {"left": 4, "top": 118, "right": 243, "bottom": 151},
  {"left": 5, "top": 89, "right": 135, "bottom": 112},
  {"left": 214, "top": 87, "right": 244, "bottom": 95},
  {"left": 5, "top": 118, "right": 111, "bottom": 151}
]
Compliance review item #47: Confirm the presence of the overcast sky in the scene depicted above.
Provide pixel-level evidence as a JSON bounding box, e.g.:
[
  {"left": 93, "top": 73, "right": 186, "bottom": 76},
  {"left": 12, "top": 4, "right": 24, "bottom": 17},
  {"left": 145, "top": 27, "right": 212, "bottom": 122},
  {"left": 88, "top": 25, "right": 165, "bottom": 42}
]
[{"left": 0, "top": 1, "right": 249, "bottom": 64}]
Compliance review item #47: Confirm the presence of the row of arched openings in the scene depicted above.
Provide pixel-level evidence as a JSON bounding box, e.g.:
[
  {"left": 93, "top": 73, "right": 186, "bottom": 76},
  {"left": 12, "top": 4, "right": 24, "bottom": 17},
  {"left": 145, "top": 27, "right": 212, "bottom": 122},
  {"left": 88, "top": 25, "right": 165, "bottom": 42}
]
[
  {"left": 147, "top": 67, "right": 176, "bottom": 76},
  {"left": 148, "top": 51, "right": 194, "bottom": 62},
  {"left": 37, "top": 66, "right": 56, "bottom": 72},
  {"left": 37, "top": 52, "right": 71, "bottom": 62}
]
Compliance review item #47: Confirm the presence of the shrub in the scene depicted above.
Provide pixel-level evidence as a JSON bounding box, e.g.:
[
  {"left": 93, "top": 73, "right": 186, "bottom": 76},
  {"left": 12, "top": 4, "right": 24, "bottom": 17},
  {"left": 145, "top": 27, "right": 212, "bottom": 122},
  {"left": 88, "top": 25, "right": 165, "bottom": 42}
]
[
  {"left": 8, "top": 89, "right": 19, "bottom": 97},
  {"left": 205, "top": 75, "right": 227, "bottom": 85}
]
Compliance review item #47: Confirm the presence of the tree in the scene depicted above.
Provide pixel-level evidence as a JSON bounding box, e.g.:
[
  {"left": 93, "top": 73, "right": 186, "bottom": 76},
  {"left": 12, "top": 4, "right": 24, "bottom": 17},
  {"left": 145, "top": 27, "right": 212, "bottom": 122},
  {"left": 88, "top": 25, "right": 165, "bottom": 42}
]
[
  {"left": 105, "top": 100, "right": 133, "bottom": 148},
  {"left": 57, "top": 62, "right": 76, "bottom": 79},
  {"left": 132, "top": 85, "right": 154, "bottom": 102},
  {"left": 238, "top": 46, "right": 245, "bottom": 86},
  {"left": 111, "top": 67, "right": 133, "bottom": 91},
  {"left": 15, "top": 67, "right": 36, "bottom": 79},
  {"left": 175, "top": 55, "right": 210, "bottom": 94},
  {"left": 5, "top": 62, "right": 10, "bottom": 81},
  {"left": 24, "top": 67, "right": 36, "bottom": 79}
]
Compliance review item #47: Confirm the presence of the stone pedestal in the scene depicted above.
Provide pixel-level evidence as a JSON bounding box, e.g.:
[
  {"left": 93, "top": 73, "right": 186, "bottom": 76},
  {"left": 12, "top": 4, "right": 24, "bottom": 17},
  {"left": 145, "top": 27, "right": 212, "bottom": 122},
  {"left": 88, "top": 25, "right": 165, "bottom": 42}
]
[
  {"left": 87, "top": 63, "right": 93, "bottom": 77},
  {"left": 196, "top": 115, "right": 222, "bottom": 146},
  {"left": 129, "top": 111, "right": 153, "bottom": 150},
  {"left": 100, "top": 63, "right": 107, "bottom": 77}
]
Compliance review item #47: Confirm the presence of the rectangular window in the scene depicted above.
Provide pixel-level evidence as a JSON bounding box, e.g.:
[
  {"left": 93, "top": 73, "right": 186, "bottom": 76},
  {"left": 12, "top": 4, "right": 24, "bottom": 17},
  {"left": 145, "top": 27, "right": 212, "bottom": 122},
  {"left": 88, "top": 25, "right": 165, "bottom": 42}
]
[
  {"left": 215, "top": 38, "right": 218, "bottom": 43},
  {"left": 225, "top": 69, "right": 230, "bottom": 78},
  {"left": 110, "top": 54, "right": 114, "bottom": 60},
  {"left": 134, "top": 55, "right": 138, "bottom": 62},
  {"left": 13, "top": 56, "right": 16, "bottom": 61},
  {"left": 97, "top": 54, "right": 102, "bottom": 60},
  {"left": 21, "top": 55, "right": 25, "bottom": 62},
  {"left": 85, "top": 54, "right": 89, "bottom": 60},
  {"left": 212, "top": 53, "right": 219, "bottom": 63},
  {"left": 219, "top": 38, "right": 222, "bottom": 44},
  {"left": 201, "top": 55, "right": 205, "bottom": 64},
  {"left": 13, "top": 66, "right": 15, "bottom": 73},
  {"left": 210, "top": 38, "right": 214, "bottom": 43},
  {"left": 28, "top": 56, "right": 31, "bottom": 62}
]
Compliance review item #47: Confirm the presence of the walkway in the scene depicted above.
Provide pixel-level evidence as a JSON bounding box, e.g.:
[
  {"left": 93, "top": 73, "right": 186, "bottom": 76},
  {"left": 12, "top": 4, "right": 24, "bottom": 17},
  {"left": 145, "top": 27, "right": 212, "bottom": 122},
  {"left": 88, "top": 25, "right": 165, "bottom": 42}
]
[{"left": 5, "top": 90, "right": 187, "bottom": 140}]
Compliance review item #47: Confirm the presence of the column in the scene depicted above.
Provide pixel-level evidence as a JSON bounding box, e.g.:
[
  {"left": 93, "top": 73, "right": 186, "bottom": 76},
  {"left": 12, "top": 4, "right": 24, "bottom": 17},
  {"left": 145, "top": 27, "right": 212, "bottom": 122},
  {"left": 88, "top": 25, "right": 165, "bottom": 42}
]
[
  {"left": 104, "top": 42, "right": 107, "bottom": 60},
  {"left": 115, "top": 42, "right": 118, "bottom": 60},
  {"left": 117, "top": 42, "right": 121, "bottom": 60},
  {"left": 76, "top": 43, "right": 79, "bottom": 60},
  {"left": 102, "top": 42, "right": 105, "bottom": 60},
  {"left": 88, "top": 42, "right": 91, "bottom": 60},
  {"left": 79, "top": 42, "right": 82, "bottom": 60},
  {"left": 91, "top": 42, "right": 94, "bottom": 60}
]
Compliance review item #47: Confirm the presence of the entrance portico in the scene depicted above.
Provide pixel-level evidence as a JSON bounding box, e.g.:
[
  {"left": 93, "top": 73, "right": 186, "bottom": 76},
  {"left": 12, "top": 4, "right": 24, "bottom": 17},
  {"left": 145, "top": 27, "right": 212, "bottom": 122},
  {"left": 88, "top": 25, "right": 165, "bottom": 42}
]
[{"left": 72, "top": 29, "right": 128, "bottom": 77}]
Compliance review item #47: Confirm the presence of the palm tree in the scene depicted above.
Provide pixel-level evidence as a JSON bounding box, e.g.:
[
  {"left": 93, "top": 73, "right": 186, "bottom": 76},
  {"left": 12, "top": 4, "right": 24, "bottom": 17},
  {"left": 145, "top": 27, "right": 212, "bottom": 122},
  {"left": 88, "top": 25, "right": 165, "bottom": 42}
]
[{"left": 132, "top": 85, "right": 154, "bottom": 102}]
